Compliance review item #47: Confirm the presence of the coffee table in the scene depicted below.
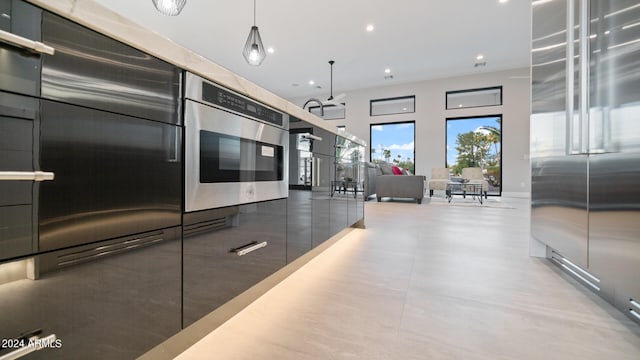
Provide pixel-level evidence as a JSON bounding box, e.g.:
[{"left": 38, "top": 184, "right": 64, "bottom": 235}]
[
  {"left": 331, "top": 179, "right": 359, "bottom": 198},
  {"left": 446, "top": 181, "right": 484, "bottom": 204}
]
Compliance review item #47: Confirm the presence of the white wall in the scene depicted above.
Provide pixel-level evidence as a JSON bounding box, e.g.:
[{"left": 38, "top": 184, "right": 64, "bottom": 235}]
[{"left": 290, "top": 67, "right": 531, "bottom": 196}]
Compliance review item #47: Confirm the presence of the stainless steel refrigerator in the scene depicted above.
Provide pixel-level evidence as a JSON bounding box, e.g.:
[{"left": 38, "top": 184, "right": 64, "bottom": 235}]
[{"left": 531, "top": 0, "right": 640, "bottom": 322}]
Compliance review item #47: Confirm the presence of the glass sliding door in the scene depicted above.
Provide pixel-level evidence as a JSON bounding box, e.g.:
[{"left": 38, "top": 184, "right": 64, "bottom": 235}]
[{"left": 446, "top": 115, "right": 502, "bottom": 195}]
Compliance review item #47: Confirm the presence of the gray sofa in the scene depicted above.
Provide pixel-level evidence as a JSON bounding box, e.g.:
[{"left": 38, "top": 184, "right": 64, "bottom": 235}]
[
  {"left": 364, "top": 162, "right": 377, "bottom": 200},
  {"left": 374, "top": 162, "right": 425, "bottom": 204}
]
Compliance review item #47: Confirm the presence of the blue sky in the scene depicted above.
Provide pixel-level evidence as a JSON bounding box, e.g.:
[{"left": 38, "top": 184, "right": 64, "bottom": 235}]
[
  {"left": 446, "top": 116, "right": 501, "bottom": 166},
  {"left": 370, "top": 122, "right": 415, "bottom": 162},
  {"left": 369, "top": 118, "right": 501, "bottom": 166}
]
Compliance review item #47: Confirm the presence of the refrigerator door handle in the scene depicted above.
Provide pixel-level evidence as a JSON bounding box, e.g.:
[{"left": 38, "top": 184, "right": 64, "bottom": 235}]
[
  {"left": 0, "top": 171, "right": 55, "bottom": 181},
  {"left": 566, "top": 0, "right": 579, "bottom": 155},
  {"left": 566, "top": 0, "right": 590, "bottom": 155},
  {"left": 579, "top": 0, "right": 590, "bottom": 155},
  {"left": 585, "top": 0, "right": 609, "bottom": 155},
  {"left": 0, "top": 29, "right": 55, "bottom": 56}
]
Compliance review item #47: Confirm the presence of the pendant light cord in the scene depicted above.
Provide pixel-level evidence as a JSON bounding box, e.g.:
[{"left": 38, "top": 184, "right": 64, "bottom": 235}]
[
  {"left": 329, "top": 60, "right": 335, "bottom": 100},
  {"left": 253, "top": 0, "right": 256, "bottom": 26}
]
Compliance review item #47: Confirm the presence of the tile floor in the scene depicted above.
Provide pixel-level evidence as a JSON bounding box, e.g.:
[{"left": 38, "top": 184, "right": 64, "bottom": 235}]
[{"left": 175, "top": 196, "right": 640, "bottom": 359}]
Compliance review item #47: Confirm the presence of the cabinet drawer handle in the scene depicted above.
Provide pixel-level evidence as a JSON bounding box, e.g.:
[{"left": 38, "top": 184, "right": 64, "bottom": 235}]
[
  {"left": 0, "top": 29, "right": 55, "bottom": 56},
  {"left": 229, "top": 241, "right": 268, "bottom": 256},
  {"left": 0, "top": 333, "right": 57, "bottom": 360},
  {"left": 0, "top": 171, "right": 55, "bottom": 181}
]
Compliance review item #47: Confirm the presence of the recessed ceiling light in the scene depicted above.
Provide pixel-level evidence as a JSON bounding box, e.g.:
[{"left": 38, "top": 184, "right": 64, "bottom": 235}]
[
  {"left": 366, "top": 24, "right": 374, "bottom": 32},
  {"left": 308, "top": 80, "right": 315, "bottom": 85},
  {"left": 267, "top": 47, "right": 275, "bottom": 54},
  {"left": 499, "top": 0, "right": 509, "bottom": 3},
  {"left": 402, "top": 107, "right": 407, "bottom": 111},
  {"left": 384, "top": 68, "right": 391, "bottom": 74},
  {"left": 476, "top": 54, "right": 484, "bottom": 60}
]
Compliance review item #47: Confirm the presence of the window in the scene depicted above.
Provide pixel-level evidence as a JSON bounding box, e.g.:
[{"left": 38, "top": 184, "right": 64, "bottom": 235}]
[
  {"left": 446, "top": 115, "right": 502, "bottom": 195},
  {"left": 369, "top": 121, "right": 415, "bottom": 173},
  {"left": 309, "top": 104, "right": 345, "bottom": 120},
  {"left": 370, "top": 96, "right": 415, "bottom": 116},
  {"left": 446, "top": 86, "right": 502, "bottom": 109}
]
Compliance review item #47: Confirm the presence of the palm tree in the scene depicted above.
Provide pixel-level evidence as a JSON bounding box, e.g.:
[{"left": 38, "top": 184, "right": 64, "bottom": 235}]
[
  {"left": 383, "top": 149, "right": 391, "bottom": 163},
  {"left": 479, "top": 119, "right": 502, "bottom": 188},
  {"left": 480, "top": 119, "right": 501, "bottom": 163}
]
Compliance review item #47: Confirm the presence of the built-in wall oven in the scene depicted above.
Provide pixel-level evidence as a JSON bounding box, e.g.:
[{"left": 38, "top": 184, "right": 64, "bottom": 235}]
[{"left": 184, "top": 73, "right": 288, "bottom": 211}]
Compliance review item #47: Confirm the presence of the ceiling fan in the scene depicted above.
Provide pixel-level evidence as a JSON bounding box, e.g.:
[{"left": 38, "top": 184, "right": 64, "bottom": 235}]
[{"left": 323, "top": 60, "right": 346, "bottom": 108}]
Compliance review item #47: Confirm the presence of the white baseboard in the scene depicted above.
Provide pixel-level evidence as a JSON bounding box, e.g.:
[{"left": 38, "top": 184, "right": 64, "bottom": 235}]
[
  {"left": 529, "top": 236, "right": 547, "bottom": 258},
  {"left": 502, "top": 191, "right": 530, "bottom": 198}
]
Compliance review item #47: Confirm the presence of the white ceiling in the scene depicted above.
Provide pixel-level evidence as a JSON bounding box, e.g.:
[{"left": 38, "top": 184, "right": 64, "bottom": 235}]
[{"left": 93, "top": 0, "right": 531, "bottom": 100}]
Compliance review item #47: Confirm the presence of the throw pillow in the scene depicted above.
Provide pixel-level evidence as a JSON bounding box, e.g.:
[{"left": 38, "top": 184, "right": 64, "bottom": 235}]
[
  {"left": 391, "top": 165, "right": 404, "bottom": 175},
  {"left": 379, "top": 162, "right": 393, "bottom": 175}
]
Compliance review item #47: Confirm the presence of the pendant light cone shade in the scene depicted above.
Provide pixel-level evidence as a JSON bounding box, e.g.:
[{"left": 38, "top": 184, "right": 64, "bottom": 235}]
[
  {"left": 152, "top": 0, "right": 186, "bottom": 16},
  {"left": 243, "top": 26, "right": 266, "bottom": 66}
]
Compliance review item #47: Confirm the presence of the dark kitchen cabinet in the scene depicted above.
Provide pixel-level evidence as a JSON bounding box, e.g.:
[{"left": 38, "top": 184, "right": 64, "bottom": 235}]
[
  {"left": 334, "top": 137, "right": 365, "bottom": 233},
  {"left": 287, "top": 120, "right": 364, "bottom": 256},
  {"left": 0, "top": 205, "right": 32, "bottom": 259},
  {"left": 0, "top": 92, "right": 38, "bottom": 261},
  {"left": 0, "top": 0, "right": 44, "bottom": 261},
  {"left": 0, "top": 97, "right": 34, "bottom": 207},
  {"left": 0, "top": 227, "right": 182, "bottom": 360},
  {"left": 1, "top": 3, "right": 185, "bottom": 358},
  {"left": 40, "top": 12, "right": 181, "bottom": 125},
  {"left": 312, "top": 153, "right": 332, "bottom": 248},
  {"left": 38, "top": 100, "right": 181, "bottom": 252},
  {"left": 0, "top": 0, "right": 43, "bottom": 97},
  {"left": 183, "top": 199, "right": 287, "bottom": 327},
  {"left": 286, "top": 189, "right": 312, "bottom": 262}
]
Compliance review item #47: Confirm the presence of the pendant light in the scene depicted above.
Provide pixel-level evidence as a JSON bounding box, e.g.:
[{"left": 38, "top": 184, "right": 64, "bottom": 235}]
[
  {"left": 152, "top": 0, "right": 187, "bottom": 16},
  {"left": 243, "top": 0, "right": 266, "bottom": 66}
]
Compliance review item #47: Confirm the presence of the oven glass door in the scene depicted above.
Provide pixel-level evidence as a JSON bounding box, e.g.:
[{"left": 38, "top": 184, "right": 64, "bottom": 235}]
[{"left": 200, "top": 130, "right": 283, "bottom": 183}]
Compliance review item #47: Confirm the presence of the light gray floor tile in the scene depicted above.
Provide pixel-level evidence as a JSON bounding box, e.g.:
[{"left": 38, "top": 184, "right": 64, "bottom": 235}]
[{"left": 176, "top": 197, "right": 640, "bottom": 360}]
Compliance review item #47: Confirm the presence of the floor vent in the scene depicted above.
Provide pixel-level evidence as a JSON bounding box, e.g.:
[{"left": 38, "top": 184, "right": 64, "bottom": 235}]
[
  {"left": 550, "top": 251, "right": 601, "bottom": 291},
  {"left": 57, "top": 232, "right": 164, "bottom": 267},
  {"left": 630, "top": 299, "right": 640, "bottom": 322},
  {"left": 183, "top": 217, "right": 227, "bottom": 237}
]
